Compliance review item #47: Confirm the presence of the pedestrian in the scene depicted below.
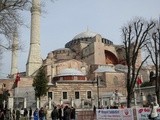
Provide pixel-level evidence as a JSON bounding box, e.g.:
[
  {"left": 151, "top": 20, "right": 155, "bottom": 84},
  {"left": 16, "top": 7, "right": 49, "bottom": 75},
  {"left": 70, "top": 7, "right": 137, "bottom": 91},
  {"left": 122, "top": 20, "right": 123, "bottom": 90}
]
[
  {"left": 0, "top": 109, "right": 5, "bottom": 120},
  {"left": 93, "top": 105, "right": 96, "bottom": 115},
  {"left": 58, "top": 106, "right": 62, "bottom": 120},
  {"left": 5, "top": 109, "right": 11, "bottom": 120},
  {"left": 63, "top": 106, "right": 71, "bottom": 120},
  {"left": 120, "top": 104, "right": 124, "bottom": 109},
  {"left": 39, "top": 107, "right": 45, "bottom": 120},
  {"left": 33, "top": 108, "right": 39, "bottom": 120},
  {"left": 16, "top": 109, "right": 20, "bottom": 120},
  {"left": 12, "top": 109, "right": 16, "bottom": 120},
  {"left": 51, "top": 106, "right": 59, "bottom": 120},
  {"left": 29, "top": 107, "right": 32, "bottom": 120},
  {"left": 44, "top": 106, "right": 47, "bottom": 119},
  {"left": 148, "top": 102, "right": 159, "bottom": 120},
  {"left": 70, "top": 107, "right": 76, "bottom": 120},
  {"left": 20, "top": 108, "right": 24, "bottom": 117},
  {"left": 23, "top": 108, "right": 28, "bottom": 120}
]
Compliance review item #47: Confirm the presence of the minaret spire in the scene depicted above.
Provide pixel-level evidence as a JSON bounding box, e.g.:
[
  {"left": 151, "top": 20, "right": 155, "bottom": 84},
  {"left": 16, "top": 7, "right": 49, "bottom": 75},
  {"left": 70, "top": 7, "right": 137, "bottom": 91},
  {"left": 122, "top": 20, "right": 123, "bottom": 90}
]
[
  {"left": 26, "top": 0, "right": 42, "bottom": 76},
  {"left": 10, "top": 29, "right": 18, "bottom": 76}
]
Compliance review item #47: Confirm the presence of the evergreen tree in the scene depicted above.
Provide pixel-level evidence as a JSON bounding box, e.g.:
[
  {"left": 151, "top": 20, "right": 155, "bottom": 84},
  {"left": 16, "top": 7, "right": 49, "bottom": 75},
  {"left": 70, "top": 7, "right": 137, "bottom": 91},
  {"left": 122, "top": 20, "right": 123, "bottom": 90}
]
[{"left": 32, "top": 67, "right": 49, "bottom": 99}]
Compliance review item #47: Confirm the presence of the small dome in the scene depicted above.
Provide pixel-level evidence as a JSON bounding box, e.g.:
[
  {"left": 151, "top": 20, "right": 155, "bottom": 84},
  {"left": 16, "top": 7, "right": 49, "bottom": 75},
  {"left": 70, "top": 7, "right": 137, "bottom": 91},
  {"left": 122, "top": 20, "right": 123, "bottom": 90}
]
[
  {"left": 73, "top": 30, "right": 98, "bottom": 40},
  {"left": 57, "top": 68, "right": 85, "bottom": 76}
]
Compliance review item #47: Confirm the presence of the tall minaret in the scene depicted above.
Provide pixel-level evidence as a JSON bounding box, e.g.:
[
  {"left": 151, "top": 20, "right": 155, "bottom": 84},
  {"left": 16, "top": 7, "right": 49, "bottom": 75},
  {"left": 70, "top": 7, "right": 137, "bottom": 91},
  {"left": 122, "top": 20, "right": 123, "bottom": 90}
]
[
  {"left": 10, "top": 30, "right": 18, "bottom": 76},
  {"left": 26, "top": 0, "right": 42, "bottom": 76}
]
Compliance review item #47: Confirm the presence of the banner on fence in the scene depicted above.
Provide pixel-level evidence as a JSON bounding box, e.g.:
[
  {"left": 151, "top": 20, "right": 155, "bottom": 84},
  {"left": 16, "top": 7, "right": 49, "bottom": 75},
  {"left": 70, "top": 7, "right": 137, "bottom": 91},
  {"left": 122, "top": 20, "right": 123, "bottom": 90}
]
[
  {"left": 136, "top": 107, "right": 160, "bottom": 120},
  {"left": 96, "top": 108, "right": 133, "bottom": 120}
]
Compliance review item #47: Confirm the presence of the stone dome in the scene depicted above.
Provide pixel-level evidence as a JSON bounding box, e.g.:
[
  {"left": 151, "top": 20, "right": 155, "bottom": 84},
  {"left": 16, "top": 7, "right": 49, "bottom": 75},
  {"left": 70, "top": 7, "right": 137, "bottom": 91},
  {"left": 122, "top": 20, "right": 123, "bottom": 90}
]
[
  {"left": 57, "top": 68, "right": 85, "bottom": 76},
  {"left": 73, "top": 30, "right": 98, "bottom": 40}
]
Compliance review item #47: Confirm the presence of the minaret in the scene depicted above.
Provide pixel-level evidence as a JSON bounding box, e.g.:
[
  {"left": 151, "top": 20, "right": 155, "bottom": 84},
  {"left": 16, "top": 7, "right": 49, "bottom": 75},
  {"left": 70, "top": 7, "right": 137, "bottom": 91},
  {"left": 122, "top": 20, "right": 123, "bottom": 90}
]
[
  {"left": 26, "top": 0, "right": 42, "bottom": 76},
  {"left": 10, "top": 30, "right": 18, "bottom": 76}
]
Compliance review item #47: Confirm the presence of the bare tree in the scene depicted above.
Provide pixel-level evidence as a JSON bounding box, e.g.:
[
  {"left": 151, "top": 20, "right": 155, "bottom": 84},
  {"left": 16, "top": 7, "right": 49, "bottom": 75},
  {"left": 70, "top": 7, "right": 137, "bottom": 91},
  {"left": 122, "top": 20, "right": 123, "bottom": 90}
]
[
  {"left": 146, "top": 20, "right": 160, "bottom": 103},
  {"left": 0, "top": 0, "right": 55, "bottom": 49},
  {"left": 0, "top": 0, "right": 31, "bottom": 74},
  {"left": 0, "top": 0, "right": 31, "bottom": 49},
  {"left": 121, "top": 18, "right": 155, "bottom": 107}
]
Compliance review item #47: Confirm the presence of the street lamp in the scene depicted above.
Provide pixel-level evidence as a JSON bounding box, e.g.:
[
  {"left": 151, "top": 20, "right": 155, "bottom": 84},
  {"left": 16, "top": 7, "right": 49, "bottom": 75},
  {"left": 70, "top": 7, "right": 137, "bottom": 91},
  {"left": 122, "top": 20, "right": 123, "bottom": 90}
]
[
  {"left": 158, "top": 28, "right": 160, "bottom": 83},
  {"left": 96, "top": 76, "right": 100, "bottom": 108}
]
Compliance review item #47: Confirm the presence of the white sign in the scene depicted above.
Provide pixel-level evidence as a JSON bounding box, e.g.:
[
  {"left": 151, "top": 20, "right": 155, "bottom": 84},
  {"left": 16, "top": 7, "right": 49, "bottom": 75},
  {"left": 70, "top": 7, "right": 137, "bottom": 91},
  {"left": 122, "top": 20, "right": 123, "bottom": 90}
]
[
  {"left": 136, "top": 107, "right": 160, "bottom": 120},
  {"left": 96, "top": 108, "right": 133, "bottom": 120}
]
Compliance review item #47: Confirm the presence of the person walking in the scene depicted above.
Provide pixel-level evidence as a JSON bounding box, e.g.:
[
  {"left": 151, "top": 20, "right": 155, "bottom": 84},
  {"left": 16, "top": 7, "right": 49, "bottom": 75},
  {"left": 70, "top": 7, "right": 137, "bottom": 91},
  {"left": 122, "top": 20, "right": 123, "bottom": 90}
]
[
  {"left": 33, "top": 108, "right": 39, "bottom": 120},
  {"left": 58, "top": 106, "right": 62, "bottom": 120},
  {"left": 39, "top": 107, "right": 45, "bottom": 120},
  {"left": 0, "top": 109, "right": 5, "bottom": 120},
  {"left": 20, "top": 108, "right": 24, "bottom": 118},
  {"left": 63, "top": 106, "right": 71, "bottom": 120},
  {"left": 24, "top": 108, "right": 28, "bottom": 120},
  {"left": 51, "top": 106, "right": 59, "bottom": 120},
  {"left": 149, "top": 102, "right": 159, "bottom": 120},
  {"left": 29, "top": 107, "right": 32, "bottom": 120},
  {"left": 12, "top": 109, "right": 16, "bottom": 120},
  {"left": 70, "top": 107, "right": 76, "bottom": 120},
  {"left": 16, "top": 109, "right": 20, "bottom": 120},
  {"left": 93, "top": 105, "right": 96, "bottom": 115}
]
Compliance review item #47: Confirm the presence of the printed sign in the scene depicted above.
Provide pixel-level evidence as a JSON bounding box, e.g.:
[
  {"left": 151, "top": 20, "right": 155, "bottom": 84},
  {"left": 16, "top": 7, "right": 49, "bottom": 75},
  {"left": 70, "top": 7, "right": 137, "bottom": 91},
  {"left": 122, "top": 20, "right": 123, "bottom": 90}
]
[
  {"left": 96, "top": 108, "right": 133, "bottom": 120},
  {"left": 136, "top": 107, "right": 160, "bottom": 120}
]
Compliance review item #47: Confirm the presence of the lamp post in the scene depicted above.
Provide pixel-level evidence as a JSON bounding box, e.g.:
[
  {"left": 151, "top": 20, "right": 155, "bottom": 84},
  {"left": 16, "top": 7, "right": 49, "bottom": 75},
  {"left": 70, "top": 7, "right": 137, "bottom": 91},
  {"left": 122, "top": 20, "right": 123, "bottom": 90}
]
[
  {"left": 158, "top": 28, "right": 160, "bottom": 94},
  {"left": 96, "top": 76, "right": 100, "bottom": 108}
]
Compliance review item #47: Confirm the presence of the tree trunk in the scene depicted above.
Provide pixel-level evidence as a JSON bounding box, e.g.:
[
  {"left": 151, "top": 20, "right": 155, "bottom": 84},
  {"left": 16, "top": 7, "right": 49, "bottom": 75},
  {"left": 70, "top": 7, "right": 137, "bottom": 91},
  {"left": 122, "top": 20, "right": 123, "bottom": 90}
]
[
  {"left": 155, "top": 64, "right": 160, "bottom": 104},
  {"left": 127, "top": 89, "right": 132, "bottom": 108},
  {"left": 127, "top": 93, "right": 132, "bottom": 108}
]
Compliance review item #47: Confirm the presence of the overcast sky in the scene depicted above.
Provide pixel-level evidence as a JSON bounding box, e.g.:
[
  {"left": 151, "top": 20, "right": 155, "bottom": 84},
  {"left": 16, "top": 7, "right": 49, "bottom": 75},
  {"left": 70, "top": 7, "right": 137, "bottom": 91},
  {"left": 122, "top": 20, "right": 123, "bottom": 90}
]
[{"left": 0, "top": 0, "right": 160, "bottom": 78}]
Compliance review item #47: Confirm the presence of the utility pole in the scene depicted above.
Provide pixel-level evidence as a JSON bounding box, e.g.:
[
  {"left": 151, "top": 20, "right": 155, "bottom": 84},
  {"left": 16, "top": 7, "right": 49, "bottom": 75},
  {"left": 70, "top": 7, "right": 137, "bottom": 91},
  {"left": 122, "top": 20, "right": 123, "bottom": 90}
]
[{"left": 97, "top": 76, "right": 100, "bottom": 108}]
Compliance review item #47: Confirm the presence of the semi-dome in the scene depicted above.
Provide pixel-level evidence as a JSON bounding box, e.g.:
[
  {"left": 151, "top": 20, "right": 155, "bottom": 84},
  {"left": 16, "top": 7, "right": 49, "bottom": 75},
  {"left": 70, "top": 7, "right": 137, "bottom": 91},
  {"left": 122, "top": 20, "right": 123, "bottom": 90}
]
[
  {"left": 73, "top": 30, "right": 98, "bottom": 40},
  {"left": 57, "top": 68, "right": 85, "bottom": 76},
  {"left": 53, "top": 48, "right": 72, "bottom": 52}
]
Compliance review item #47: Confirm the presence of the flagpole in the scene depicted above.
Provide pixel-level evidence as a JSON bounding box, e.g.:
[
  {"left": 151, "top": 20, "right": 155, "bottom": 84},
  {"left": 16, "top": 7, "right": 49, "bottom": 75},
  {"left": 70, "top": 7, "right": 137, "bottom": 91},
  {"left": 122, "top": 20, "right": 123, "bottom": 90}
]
[
  {"left": 97, "top": 76, "right": 100, "bottom": 109},
  {"left": 16, "top": 78, "right": 19, "bottom": 108},
  {"left": 16, "top": 73, "right": 20, "bottom": 108}
]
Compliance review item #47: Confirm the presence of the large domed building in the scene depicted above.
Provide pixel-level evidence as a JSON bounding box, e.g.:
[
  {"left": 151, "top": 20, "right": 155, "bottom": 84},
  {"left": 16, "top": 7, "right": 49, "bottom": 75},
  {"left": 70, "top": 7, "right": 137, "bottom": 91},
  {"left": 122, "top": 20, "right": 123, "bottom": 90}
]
[
  {"left": 40, "top": 30, "right": 137, "bottom": 108},
  {"left": 0, "top": 1, "right": 154, "bottom": 114},
  {"left": 0, "top": 29, "right": 143, "bottom": 109}
]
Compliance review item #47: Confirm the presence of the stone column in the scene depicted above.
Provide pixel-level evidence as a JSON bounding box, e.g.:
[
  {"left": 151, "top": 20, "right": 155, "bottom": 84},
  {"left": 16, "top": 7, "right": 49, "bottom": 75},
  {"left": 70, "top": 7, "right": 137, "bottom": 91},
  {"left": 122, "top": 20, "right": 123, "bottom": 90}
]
[
  {"left": 101, "top": 99, "right": 103, "bottom": 107},
  {"left": 49, "top": 98, "right": 52, "bottom": 109},
  {"left": 134, "top": 91, "right": 137, "bottom": 106},
  {"left": 71, "top": 99, "right": 74, "bottom": 107},
  {"left": 109, "top": 98, "right": 113, "bottom": 108},
  {"left": 37, "top": 98, "right": 40, "bottom": 109},
  {"left": 8, "top": 97, "right": 14, "bottom": 110},
  {"left": 24, "top": 98, "right": 27, "bottom": 108}
]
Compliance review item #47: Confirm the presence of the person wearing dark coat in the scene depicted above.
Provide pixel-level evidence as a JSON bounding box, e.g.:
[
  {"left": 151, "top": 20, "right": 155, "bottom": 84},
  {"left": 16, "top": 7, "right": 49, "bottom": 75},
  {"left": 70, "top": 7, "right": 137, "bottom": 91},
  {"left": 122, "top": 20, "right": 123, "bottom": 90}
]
[
  {"left": 24, "top": 108, "right": 28, "bottom": 119},
  {"left": 29, "top": 107, "right": 32, "bottom": 119},
  {"left": 51, "top": 106, "right": 59, "bottom": 120},
  {"left": 0, "top": 109, "right": 5, "bottom": 120},
  {"left": 33, "top": 108, "right": 39, "bottom": 120},
  {"left": 39, "top": 107, "right": 45, "bottom": 120},
  {"left": 93, "top": 105, "right": 96, "bottom": 115},
  {"left": 63, "top": 106, "right": 71, "bottom": 120},
  {"left": 16, "top": 109, "right": 20, "bottom": 120},
  {"left": 58, "top": 106, "right": 62, "bottom": 120},
  {"left": 70, "top": 107, "right": 76, "bottom": 120}
]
